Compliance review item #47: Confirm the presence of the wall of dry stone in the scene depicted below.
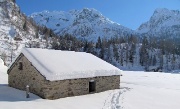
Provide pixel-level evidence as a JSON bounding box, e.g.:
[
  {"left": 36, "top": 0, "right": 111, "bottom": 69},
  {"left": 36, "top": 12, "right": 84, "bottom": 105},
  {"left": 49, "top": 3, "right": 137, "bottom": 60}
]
[{"left": 8, "top": 53, "right": 120, "bottom": 99}]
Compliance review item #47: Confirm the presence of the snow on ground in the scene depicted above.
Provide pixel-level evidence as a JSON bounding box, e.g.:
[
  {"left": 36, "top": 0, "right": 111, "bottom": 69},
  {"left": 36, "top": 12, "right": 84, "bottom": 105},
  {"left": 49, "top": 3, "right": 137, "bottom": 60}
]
[
  {"left": 120, "top": 71, "right": 180, "bottom": 109},
  {"left": 0, "top": 58, "right": 7, "bottom": 84},
  {"left": 1, "top": 61, "right": 180, "bottom": 109}
]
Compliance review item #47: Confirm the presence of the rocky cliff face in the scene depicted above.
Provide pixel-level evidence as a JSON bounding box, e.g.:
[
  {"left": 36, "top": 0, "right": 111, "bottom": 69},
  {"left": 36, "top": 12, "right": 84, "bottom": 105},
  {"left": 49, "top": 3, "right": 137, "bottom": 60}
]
[
  {"left": 0, "top": 0, "right": 38, "bottom": 65},
  {"left": 0, "top": 0, "right": 37, "bottom": 40}
]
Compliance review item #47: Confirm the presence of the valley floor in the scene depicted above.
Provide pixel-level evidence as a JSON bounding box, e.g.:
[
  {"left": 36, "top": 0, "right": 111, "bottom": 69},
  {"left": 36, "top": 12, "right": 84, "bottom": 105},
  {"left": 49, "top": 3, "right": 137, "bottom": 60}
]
[{"left": 0, "top": 67, "right": 180, "bottom": 109}]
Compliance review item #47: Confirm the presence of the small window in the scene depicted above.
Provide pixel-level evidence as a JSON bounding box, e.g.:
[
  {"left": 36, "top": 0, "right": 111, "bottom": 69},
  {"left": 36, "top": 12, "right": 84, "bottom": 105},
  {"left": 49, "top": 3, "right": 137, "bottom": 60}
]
[
  {"left": 89, "top": 80, "right": 96, "bottom": 93},
  {"left": 18, "top": 62, "right": 23, "bottom": 70}
]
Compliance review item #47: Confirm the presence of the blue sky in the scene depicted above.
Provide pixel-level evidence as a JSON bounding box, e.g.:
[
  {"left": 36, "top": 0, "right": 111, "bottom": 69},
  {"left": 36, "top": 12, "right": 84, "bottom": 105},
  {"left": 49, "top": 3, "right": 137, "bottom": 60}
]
[{"left": 16, "top": 0, "right": 180, "bottom": 30}]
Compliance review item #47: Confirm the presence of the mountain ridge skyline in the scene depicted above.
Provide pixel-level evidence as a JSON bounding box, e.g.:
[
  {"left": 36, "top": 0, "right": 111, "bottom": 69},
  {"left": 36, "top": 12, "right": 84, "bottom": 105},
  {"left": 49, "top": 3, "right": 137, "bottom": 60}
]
[
  {"left": 16, "top": 0, "right": 180, "bottom": 30},
  {"left": 30, "top": 7, "right": 180, "bottom": 41},
  {"left": 30, "top": 7, "right": 180, "bottom": 30}
]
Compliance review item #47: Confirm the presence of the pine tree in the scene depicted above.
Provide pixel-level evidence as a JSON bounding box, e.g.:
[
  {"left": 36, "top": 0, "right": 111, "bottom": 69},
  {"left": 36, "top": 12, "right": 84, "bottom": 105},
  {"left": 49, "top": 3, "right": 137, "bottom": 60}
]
[
  {"left": 113, "top": 44, "right": 119, "bottom": 61},
  {"left": 120, "top": 49, "right": 124, "bottom": 66},
  {"left": 129, "top": 43, "right": 136, "bottom": 65},
  {"left": 171, "top": 54, "right": 176, "bottom": 70},
  {"left": 99, "top": 47, "right": 104, "bottom": 59},
  {"left": 165, "top": 54, "right": 169, "bottom": 71},
  {"left": 139, "top": 37, "right": 149, "bottom": 70},
  {"left": 106, "top": 46, "right": 112, "bottom": 63},
  {"left": 23, "top": 20, "right": 27, "bottom": 31},
  {"left": 152, "top": 55, "right": 157, "bottom": 66},
  {"left": 159, "top": 51, "right": 164, "bottom": 70},
  {"left": 125, "top": 45, "right": 129, "bottom": 66},
  {"left": 99, "top": 38, "right": 105, "bottom": 59},
  {"left": 96, "top": 36, "right": 102, "bottom": 49}
]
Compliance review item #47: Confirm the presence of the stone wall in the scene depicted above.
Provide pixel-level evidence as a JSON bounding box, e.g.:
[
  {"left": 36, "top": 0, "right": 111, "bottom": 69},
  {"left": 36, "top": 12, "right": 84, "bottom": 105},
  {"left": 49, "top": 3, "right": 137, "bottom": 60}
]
[
  {"left": 8, "top": 53, "right": 47, "bottom": 98},
  {"left": 43, "top": 75, "right": 120, "bottom": 99},
  {"left": 8, "top": 53, "right": 120, "bottom": 99}
]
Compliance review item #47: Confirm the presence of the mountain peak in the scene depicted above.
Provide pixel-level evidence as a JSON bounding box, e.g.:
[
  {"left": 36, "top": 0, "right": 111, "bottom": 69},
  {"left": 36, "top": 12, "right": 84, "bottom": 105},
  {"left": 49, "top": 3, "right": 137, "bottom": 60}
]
[
  {"left": 30, "top": 8, "right": 134, "bottom": 42},
  {"left": 154, "top": 8, "right": 169, "bottom": 13},
  {"left": 81, "top": 8, "right": 101, "bottom": 15},
  {"left": 153, "top": 8, "right": 180, "bottom": 17},
  {"left": 138, "top": 8, "right": 180, "bottom": 37},
  {"left": 82, "top": 8, "right": 93, "bottom": 12}
]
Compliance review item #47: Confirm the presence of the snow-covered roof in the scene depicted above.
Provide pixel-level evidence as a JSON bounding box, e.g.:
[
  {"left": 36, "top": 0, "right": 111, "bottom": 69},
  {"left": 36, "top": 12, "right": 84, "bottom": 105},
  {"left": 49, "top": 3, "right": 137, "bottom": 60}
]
[{"left": 20, "top": 48, "right": 121, "bottom": 81}]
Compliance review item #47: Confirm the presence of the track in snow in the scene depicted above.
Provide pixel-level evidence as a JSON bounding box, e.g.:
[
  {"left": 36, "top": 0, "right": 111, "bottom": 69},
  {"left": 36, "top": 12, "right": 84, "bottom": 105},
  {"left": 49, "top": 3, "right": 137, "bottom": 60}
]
[{"left": 102, "top": 87, "right": 130, "bottom": 109}]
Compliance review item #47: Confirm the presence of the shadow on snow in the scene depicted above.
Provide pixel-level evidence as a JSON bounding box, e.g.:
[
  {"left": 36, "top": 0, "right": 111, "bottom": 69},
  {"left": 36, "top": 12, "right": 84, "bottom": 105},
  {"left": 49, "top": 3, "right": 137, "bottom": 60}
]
[{"left": 0, "top": 84, "right": 40, "bottom": 102}]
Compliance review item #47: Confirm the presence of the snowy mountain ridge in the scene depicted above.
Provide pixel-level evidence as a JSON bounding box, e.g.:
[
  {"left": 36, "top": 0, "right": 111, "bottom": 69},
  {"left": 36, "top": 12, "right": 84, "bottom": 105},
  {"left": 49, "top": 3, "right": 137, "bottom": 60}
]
[
  {"left": 138, "top": 8, "right": 180, "bottom": 37},
  {"left": 31, "top": 8, "right": 180, "bottom": 41},
  {"left": 30, "top": 8, "right": 135, "bottom": 42}
]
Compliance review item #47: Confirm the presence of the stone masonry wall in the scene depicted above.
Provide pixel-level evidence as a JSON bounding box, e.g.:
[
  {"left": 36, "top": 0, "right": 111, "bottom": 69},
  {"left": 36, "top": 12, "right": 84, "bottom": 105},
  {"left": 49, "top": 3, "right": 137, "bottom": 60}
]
[
  {"left": 43, "top": 75, "right": 120, "bottom": 99},
  {"left": 8, "top": 53, "right": 47, "bottom": 98},
  {"left": 8, "top": 54, "right": 120, "bottom": 99}
]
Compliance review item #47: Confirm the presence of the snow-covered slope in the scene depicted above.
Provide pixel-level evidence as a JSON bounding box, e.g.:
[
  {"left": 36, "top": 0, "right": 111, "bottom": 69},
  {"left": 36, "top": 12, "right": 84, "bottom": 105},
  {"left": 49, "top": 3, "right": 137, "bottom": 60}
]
[
  {"left": 0, "top": 58, "right": 7, "bottom": 72},
  {"left": 138, "top": 8, "right": 180, "bottom": 38},
  {"left": 0, "top": 0, "right": 47, "bottom": 65},
  {"left": 30, "top": 8, "right": 135, "bottom": 42},
  {"left": 0, "top": 58, "right": 8, "bottom": 83},
  {"left": 0, "top": 0, "right": 36, "bottom": 65},
  {"left": 0, "top": 0, "right": 37, "bottom": 41}
]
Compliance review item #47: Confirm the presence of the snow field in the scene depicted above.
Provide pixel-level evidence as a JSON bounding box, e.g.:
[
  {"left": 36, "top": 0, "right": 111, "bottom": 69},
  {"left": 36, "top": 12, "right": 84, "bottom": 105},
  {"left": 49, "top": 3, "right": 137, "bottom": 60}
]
[{"left": 120, "top": 71, "right": 180, "bottom": 109}]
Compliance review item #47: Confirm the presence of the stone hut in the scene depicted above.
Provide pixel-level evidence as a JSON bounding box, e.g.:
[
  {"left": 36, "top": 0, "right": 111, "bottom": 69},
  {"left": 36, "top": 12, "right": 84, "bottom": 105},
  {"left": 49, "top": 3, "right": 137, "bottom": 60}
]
[{"left": 8, "top": 48, "right": 121, "bottom": 99}]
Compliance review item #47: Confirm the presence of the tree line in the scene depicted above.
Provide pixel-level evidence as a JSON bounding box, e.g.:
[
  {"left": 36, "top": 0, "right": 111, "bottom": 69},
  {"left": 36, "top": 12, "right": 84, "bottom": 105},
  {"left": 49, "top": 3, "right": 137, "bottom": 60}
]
[{"left": 47, "top": 33, "right": 180, "bottom": 72}]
